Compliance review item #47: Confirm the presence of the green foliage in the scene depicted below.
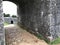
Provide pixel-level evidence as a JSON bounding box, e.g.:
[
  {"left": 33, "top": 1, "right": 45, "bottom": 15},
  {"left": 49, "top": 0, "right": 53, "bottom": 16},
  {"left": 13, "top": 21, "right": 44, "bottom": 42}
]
[
  {"left": 37, "top": 34, "right": 44, "bottom": 39},
  {"left": 4, "top": 13, "right": 10, "bottom": 17},
  {"left": 50, "top": 38, "right": 60, "bottom": 45},
  {"left": 12, "top": 15, "right": 17, "bottom": 18},
  {"left": 44, "top": 38, "right": 50, "bottom": 43},
  {"left": 36, "top": 34, "right": 50, "bottom": 43}
]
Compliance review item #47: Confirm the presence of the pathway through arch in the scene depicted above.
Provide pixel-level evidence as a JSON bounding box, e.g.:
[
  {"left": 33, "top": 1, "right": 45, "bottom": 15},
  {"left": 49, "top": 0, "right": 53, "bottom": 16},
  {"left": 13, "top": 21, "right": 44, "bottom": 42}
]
[{"left": 4, "top": 24, "right": 48, "bottom": 45}]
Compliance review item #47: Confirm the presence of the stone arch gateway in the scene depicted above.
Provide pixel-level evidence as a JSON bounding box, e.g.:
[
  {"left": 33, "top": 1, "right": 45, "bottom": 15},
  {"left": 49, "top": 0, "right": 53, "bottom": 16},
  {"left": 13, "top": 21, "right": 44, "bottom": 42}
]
[{"left": 0, "top": 0, "right": 60, "bottom": 45}]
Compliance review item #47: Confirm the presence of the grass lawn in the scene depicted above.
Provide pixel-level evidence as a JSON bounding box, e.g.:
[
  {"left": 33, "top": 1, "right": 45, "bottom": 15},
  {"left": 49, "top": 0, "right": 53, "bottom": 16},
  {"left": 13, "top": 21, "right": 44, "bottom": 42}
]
[
  {"left": 50, "top": 38, "right": 60, "bottom": 45},
  {"left": 4, "top": 22, "right": 9, "bottom": 26}
]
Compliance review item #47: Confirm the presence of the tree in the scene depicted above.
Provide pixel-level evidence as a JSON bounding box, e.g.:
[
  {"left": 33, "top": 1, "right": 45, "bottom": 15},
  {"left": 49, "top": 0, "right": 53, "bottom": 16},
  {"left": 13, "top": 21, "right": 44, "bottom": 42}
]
[
  {"left": 4, "top": 13, "right": 10, "bottom": 17},
  {"left": 12, "top": 15, "right": 17, "bottom": 18},
  {"left": 6, "top": 14, "right": 10, "bottom": 17}
]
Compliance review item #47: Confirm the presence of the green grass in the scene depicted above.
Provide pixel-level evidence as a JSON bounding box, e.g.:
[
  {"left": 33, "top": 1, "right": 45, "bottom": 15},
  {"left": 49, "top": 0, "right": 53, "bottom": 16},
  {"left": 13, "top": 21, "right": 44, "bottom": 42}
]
[
  {"left": 36, "top": 34, "right": 50, "bottom": 43},
  {"left": 50, "top": 38, "right": 60, "bottom": 45},
  {"left": 4, "top": 22, "right": 9, "bottom": 26}
]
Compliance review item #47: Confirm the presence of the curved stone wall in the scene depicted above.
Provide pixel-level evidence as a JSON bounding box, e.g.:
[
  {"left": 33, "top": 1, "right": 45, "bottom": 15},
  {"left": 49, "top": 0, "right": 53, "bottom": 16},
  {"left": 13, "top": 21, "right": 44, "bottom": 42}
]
[{"left": 1, "top": 0, "right": 60, "bottom": 42}]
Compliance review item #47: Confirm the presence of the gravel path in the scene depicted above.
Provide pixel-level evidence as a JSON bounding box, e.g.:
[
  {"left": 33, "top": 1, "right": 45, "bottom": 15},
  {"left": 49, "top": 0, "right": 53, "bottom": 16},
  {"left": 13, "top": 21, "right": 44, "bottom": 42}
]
[{"left": 5, "top": 24, "right": 48, "bottom": 45}]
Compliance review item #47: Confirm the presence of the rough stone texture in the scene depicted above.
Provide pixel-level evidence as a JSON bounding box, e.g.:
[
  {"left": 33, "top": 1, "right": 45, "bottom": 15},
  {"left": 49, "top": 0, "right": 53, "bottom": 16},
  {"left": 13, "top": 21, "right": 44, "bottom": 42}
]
[
  {"left": 49, "top": 0, "right": 60, "bottom": 40},
  {"left": 48, "top": 0, "right": 57, "bottom": 40},
  {"left": 2, "top": 0, "right": 60, "bottom": 41},
  {"left": 56, "top": 0, "right": 60, "bottom": 38},
  {"left": 0, "top": 0, "right": 5, "bottom": 45},
  {"left": 18, "top": 0, "right": 51, "bottom": 40}
]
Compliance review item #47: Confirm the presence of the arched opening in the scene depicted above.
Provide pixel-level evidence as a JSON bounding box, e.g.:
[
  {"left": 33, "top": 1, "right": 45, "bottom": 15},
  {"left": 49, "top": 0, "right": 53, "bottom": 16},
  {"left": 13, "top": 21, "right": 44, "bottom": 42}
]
[
  {"left": 11, "top": 20, "right": 13, "bottom": 24},
  {"left": 3, "top": 1, "right": 18, "bottom": 26},
  {"left": 1, "top": 0, "right": 58, "bottom": 45}
]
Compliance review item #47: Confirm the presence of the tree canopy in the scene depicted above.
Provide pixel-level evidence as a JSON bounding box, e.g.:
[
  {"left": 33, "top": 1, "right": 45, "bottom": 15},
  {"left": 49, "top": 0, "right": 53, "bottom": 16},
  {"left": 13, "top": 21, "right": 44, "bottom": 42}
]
[
  {"left": 4, "top": 13, "right": 10, "bottom": 17},
  {"left": 12, "top": 15, "right": 17, "bottom": 18}
]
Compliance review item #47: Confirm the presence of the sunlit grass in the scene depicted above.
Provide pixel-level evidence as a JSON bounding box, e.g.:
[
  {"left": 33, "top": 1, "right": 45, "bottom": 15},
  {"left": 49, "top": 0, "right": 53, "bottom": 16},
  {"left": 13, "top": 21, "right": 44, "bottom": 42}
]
[
  {"left": 50, "top": 38, "right": 60, "bottom": 45},
  {"left": 4, "top": 22, "right": 9, "bottom": 26}
]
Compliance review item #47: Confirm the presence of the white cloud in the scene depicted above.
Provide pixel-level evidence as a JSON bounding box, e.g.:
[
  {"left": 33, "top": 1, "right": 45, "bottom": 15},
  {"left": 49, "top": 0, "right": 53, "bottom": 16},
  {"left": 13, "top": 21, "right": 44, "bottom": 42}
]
[{"left": 3, "top": 1, "right": 17, "bottom": 16}]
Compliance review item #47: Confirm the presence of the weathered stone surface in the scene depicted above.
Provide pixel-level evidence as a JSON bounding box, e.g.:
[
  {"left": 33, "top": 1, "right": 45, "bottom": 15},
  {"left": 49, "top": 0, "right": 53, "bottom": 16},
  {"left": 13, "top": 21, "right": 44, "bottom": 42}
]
[
  {"left": 0, "top": 0, "right": 5, "bottom": 45},
  {"left": 2, "top": 0, "right": 60, "bottom": 41}
]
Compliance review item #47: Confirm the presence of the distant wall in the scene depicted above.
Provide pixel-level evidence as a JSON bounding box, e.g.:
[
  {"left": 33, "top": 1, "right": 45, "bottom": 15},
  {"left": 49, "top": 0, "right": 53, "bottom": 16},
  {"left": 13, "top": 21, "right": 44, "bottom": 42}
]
[{"left": 4, "top": 17, "right": 17, "bottom": 24}]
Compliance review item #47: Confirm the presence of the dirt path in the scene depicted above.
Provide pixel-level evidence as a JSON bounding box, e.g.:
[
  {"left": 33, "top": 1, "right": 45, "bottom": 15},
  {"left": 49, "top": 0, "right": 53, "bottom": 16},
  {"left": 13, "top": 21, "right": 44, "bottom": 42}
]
[{"left": 5, "top": 24, "right": 48, "bottom": 45}]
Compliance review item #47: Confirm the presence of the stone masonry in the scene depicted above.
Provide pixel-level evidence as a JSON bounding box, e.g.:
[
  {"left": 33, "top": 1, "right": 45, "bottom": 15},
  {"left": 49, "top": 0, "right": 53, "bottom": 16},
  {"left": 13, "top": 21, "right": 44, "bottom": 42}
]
[
  {"left": 2, "top": 0, "right": 60, "bottom": 42},
  {"left": 0, "top": 0, "right": 5, "bottom": 45}
]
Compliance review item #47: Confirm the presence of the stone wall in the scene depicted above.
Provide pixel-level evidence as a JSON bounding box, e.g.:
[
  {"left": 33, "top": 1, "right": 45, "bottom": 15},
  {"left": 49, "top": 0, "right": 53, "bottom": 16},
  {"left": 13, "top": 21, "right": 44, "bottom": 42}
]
[
  {"left": 0, "top": 0, "right": 5, "bottom": 45},
  {"left": 18, "top": 0, "right": 59, "bottom": 40},
  {"left": 48, "top": 0, "right": 60, "bottom": 40},
  {"left": 4, "top": 17, "right": 17, "bottom": 24},
  {"left": 56, "top": 0, "right": 60, "bottom": 37},
  {"left": 50, "top": 0, "right": 60, "bottom": 39},
  {"left": 18, "top": 0, "right": 51, "bottom": 40},
  {"left": 3, "top": 0, "right": 60, "bottom": 41}
]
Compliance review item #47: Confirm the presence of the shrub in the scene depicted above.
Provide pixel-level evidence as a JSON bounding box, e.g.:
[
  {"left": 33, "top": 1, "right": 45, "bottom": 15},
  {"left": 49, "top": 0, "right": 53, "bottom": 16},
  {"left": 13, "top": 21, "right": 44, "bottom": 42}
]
[
  {"left": 12, "top": 15, "right": 17, "bottom": 18},
  {"left": 4, "top": 13, "right": 10, "bottom": 17}
]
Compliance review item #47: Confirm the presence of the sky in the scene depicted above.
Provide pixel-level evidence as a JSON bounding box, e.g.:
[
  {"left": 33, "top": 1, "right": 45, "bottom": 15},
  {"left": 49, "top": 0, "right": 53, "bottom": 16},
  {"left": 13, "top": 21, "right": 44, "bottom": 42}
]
[{"left": 3, "top": 1, "right": 17, "bottom": 16}]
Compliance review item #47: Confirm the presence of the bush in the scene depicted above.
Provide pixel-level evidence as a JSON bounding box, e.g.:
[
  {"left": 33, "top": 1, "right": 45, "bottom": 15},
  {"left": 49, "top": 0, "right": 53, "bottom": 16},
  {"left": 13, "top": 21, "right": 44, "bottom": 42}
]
[
  {"left": 4, "top": 13, "right": 10, "bottom": 17},
  {"left": 36, "top": 34, "right": 50, "bottom": 43},
  {"left": 12, "top": 15, "right": 17, "bottom": 18},
  {"left": 50, "top": 38, "right": 60, "bottom": 45}
]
